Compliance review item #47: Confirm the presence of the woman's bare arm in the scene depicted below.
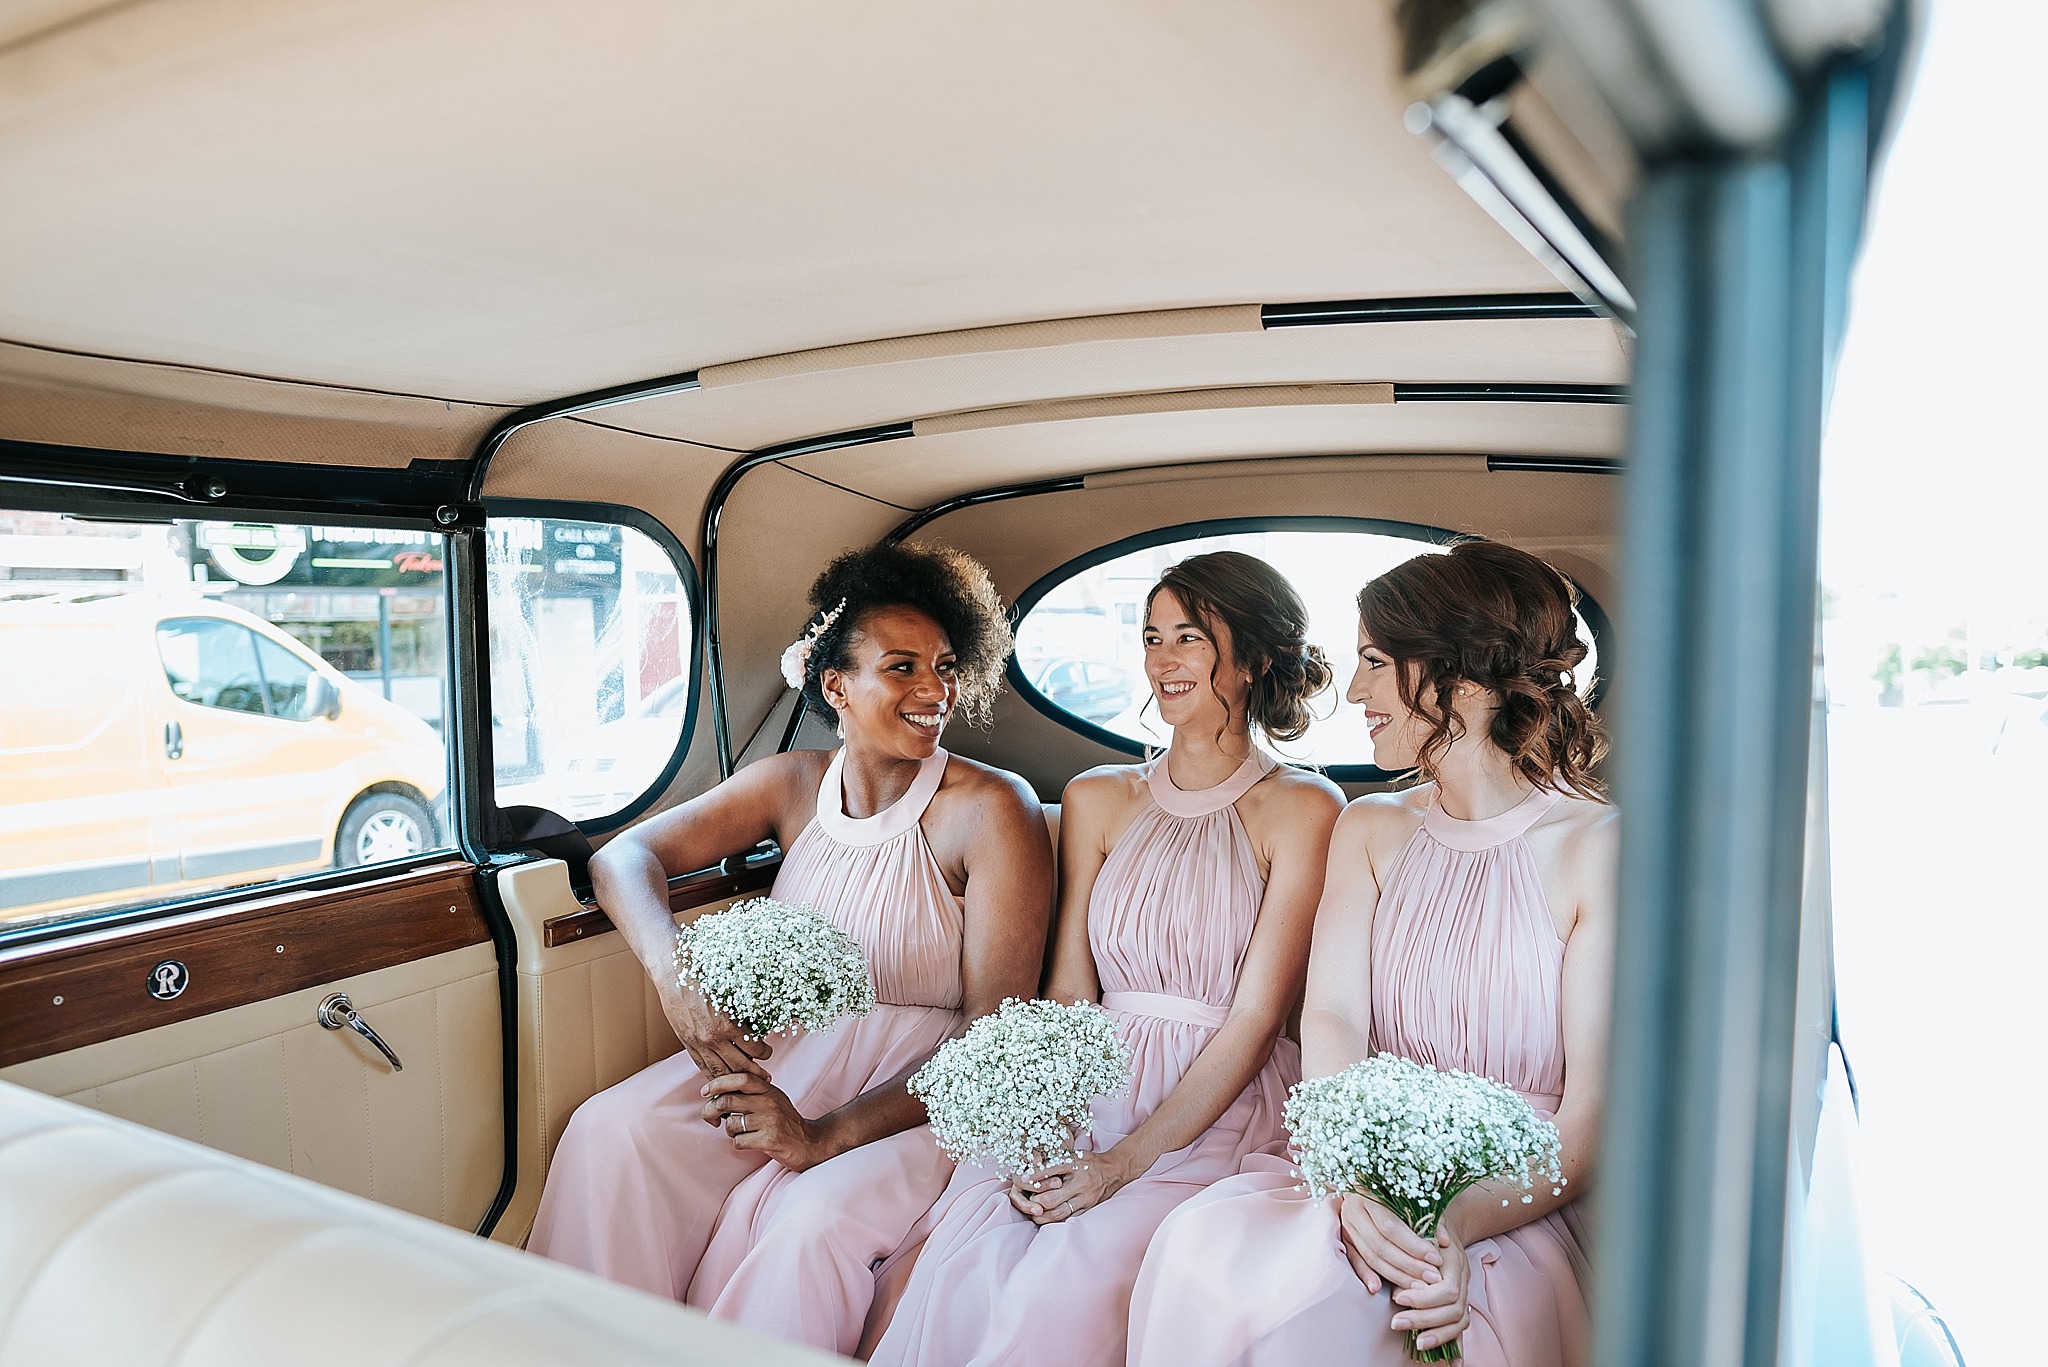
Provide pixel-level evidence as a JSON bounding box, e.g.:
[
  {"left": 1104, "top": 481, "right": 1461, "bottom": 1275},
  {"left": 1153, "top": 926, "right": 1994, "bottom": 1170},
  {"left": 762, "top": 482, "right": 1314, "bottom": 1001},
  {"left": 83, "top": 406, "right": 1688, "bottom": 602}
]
[
  {"left": 1042, "top": 768, "right": 1123, "bottom": 1005},
  {"left": 587, "top": 751, "right": 816, "bottom": 1076},
  {"left": 1300, "top": 797, "right": 1404, "bottom": 1080}
]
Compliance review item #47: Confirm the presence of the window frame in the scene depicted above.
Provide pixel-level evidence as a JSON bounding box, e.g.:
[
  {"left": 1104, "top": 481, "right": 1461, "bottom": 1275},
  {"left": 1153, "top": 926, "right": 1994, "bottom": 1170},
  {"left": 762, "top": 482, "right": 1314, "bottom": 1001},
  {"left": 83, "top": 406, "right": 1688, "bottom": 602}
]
[
  {"left": 0, "top": 479, "right": 464, "bottom": 954},
  {"left": 480, "top": 498, "right": 704, "bottom": 838},
  {"left": 1006, "top": 515, "right": 1613, "bottom": 784}
]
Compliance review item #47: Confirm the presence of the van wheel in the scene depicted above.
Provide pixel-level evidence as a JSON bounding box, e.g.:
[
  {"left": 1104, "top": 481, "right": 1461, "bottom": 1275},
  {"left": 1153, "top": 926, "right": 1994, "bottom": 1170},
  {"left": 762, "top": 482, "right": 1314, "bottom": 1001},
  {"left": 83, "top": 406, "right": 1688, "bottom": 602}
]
[{"left": 337, "top": 793, "right": 435, "bottom": 868}]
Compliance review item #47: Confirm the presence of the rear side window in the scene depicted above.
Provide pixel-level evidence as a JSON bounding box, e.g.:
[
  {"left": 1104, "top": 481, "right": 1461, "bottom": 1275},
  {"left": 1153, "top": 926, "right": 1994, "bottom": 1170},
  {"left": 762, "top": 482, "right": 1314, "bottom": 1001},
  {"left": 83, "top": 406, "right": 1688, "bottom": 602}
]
[
  {"left": 0, "top": 509, "right": 454, "bottom": 931},
  {"left": 1012, "top": 522, "right": 1604, "bottom": 777},
  {"left": 486, "top": 510, "right": 698, "bottom": 828}
]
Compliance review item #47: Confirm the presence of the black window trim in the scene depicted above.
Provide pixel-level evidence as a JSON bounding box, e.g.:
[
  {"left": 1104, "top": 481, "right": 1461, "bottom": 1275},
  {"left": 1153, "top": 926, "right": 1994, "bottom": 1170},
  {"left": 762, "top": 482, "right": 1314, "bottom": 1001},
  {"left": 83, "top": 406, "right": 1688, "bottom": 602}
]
[
  {"left": 1006, "top": 515, "right": 1613, "bottom": 784},
  {"left": 481, "top": 498, "right": 705, "bottom": 839},
  {"left": 0, "top": 469, "right": 467, "bottom": 949}
]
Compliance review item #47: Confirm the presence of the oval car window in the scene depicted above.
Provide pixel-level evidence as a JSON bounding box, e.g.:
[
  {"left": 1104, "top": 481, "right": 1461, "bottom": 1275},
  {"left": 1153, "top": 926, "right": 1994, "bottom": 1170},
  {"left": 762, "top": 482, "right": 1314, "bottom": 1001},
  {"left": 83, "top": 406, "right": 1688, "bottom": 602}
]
[{"left": 1013, "top": 526, "right": 1601, "bottom": 773}]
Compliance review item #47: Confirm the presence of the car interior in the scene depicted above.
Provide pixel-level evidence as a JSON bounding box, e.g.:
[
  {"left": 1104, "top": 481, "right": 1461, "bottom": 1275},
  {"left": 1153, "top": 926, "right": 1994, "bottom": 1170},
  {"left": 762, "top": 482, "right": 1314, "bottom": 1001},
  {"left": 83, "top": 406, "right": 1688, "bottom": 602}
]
[{"left": 0, "top": 1, "right": 1919, "bottom": 1364}]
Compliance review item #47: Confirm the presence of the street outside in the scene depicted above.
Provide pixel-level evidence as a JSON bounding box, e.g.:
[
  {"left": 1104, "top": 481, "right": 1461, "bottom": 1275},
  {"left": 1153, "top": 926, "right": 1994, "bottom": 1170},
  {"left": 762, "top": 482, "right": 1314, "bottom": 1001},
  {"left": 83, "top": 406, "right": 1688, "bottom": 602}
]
[{"left": 1825, "top": 695, "right": 2045, "bottom": 1366}]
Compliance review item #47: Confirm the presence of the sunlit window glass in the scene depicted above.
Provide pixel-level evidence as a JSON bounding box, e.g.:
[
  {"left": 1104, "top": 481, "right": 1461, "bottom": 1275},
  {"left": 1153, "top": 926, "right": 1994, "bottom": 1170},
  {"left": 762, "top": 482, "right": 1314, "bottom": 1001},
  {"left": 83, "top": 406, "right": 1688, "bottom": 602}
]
[
  {"left": 1014, "top": 527, "right": 1600, "bottom": 771},
  {"left": 0, "top": 510, "right": 453, "bottom": 930},
  {"left": 486, "top": 515, "right": 695, "bottom": 825}
]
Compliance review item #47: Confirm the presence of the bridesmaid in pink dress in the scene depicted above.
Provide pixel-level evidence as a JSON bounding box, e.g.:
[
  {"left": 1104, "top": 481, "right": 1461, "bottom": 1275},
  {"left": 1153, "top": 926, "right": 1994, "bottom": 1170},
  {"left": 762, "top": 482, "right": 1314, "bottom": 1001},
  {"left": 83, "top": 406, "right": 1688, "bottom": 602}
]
[
  {"left": 1130, "top": 539, "right": 1618, "bottom": 1367},
  {"left": 869, "top": 551, "right": 1344, "bottom": 1367},
  {"left": 527, "top": 541, "right": 1053, "bottom": 1356}
]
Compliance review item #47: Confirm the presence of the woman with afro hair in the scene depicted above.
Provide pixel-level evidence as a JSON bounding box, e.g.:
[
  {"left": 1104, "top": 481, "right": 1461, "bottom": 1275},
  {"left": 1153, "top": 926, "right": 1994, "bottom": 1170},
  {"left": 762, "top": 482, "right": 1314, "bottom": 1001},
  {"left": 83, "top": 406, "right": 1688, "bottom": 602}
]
[{"left": 529, "top": 539, "right": 1054, "bottom": 1356}]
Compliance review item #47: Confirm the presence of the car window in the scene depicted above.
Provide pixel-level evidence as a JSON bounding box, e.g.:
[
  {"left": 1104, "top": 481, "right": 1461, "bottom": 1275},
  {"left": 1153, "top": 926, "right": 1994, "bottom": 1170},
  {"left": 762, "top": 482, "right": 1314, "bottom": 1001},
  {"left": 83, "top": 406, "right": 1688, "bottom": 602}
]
[
  {"left": 486, "top": 511, "right": 697, "bottom": 828},
  {"left": 0, "top": 508, "right": 454, "bottom": 930},
  {"left": 158, "top": 619, "right": 271, "bottom": 715},
  {"left": 1013, "top": 524, "right": 1603, "bottom": 774},
  {"left": 253, "top": 634, "right": 315, "bottom": 720}
]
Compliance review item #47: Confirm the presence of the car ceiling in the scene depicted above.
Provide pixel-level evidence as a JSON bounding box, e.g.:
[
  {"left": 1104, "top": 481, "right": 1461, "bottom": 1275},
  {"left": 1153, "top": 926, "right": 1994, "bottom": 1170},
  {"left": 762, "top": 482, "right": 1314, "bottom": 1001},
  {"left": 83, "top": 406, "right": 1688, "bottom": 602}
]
[
  {"left": 4, "top": 0, "right": 1576, "bottom": 399},
  {"left": 0, "top": 0, "right": 1631, "bottom": 800}
]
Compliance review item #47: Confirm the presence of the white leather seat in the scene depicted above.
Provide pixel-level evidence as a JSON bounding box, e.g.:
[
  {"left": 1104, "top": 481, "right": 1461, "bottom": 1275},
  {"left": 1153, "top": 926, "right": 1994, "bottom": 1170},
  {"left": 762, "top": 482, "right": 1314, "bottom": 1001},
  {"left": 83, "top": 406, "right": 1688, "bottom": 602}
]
[{"left": 0, "top": 1080, "right": 842, "bottom": 1367}]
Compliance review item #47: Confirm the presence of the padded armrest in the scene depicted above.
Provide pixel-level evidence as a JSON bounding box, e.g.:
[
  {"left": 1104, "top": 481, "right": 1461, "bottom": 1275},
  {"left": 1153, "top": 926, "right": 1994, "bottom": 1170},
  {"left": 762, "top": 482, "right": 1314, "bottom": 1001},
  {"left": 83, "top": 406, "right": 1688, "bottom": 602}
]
[{"left": 0, "top": 1081, "right": 842, "bottom": 1367}]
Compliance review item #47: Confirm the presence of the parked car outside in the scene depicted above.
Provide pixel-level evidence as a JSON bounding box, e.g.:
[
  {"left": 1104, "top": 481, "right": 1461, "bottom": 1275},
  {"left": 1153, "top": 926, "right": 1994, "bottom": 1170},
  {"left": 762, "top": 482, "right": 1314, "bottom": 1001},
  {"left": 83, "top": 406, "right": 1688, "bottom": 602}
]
[
  {"left": 0, "top": 591, "right": 447, "bottom": 924},
  {"left": 1027, "top": 655, "right": 1138, "bottom": 725}
]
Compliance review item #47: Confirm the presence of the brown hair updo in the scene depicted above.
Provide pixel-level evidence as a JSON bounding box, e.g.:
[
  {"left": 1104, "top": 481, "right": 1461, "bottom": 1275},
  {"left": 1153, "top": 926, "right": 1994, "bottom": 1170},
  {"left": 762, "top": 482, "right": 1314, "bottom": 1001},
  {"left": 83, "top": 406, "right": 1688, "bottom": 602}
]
[
  {"left": 800, "top": 540, "right": 1013, "bottom": 727},
  {"left": 1147, "top": 551, "right": 1333, "bottom": 743},
  {"left": 1355, "top": 539, "right": 1607, "bottom": 798}
]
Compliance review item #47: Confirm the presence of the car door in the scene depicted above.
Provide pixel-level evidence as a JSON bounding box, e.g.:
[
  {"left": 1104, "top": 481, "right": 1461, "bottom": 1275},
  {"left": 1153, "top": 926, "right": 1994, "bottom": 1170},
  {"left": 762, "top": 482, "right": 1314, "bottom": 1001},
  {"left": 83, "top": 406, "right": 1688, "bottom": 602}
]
[{"left": 0, "top": 502, "right": 510, "bottom": 1237}]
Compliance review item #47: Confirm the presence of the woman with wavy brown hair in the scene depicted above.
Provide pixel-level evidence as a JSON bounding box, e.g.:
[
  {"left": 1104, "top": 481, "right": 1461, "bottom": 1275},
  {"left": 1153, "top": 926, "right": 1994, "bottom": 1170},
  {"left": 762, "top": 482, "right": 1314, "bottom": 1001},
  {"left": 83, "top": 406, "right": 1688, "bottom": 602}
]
[
  {"left": 869, "top": 551, "right": 1344, "bottom": 1367},
  {"left": 1131, "top": 538, "right": 1617, "bottom": 1367}
]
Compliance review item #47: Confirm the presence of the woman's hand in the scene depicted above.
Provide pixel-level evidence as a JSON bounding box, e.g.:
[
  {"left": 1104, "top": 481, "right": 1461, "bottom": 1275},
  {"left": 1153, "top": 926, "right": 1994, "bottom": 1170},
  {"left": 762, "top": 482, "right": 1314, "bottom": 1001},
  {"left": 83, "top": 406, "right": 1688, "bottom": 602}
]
[
  {"left": 659, "top": 977, "right": 773, "bottom": 1080},
  {"left": 1390, "top": 1225, "right": 1472, "bottom": 1354},
  {"left": 1007, "top": 1146, "right": 1134, "bottom": 1224},
  {"left": 1336, "top": 1192, "right": 1443, "bottom": 1296},
  {"left": 700, "top": 1070, "right": 833, "bottom": 1171}
]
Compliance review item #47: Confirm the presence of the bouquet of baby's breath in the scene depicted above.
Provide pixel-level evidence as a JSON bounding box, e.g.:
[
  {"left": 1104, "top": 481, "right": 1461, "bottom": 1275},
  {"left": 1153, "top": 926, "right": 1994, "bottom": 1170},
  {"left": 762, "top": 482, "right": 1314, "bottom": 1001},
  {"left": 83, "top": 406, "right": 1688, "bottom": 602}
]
[
  {"left": 1285, "top": 1053, "right": 1565, "bottom": 1362},
  {"left": 674, "top": 896, "right": 875, "bottom": 1038},
  {"left": 908, "top": 998, "right": 1131, "bottom": 1176}
]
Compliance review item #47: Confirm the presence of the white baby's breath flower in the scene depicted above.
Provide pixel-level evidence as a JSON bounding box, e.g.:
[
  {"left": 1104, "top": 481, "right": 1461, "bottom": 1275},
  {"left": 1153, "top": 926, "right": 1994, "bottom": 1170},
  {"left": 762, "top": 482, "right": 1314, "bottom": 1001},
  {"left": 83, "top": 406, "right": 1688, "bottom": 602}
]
[
  {"left": 1285, "top": 1053, "right": 1564, "bottom": 1232},
  {"left": 675, "top": 896, "right": 875, "bottom": 1038},
  {"left": 1282, "top": 1055, "right": 1564, "bottom": 1362},
  {"left": 908, "top": 998, "right": 1132, "bottom": 1177}
]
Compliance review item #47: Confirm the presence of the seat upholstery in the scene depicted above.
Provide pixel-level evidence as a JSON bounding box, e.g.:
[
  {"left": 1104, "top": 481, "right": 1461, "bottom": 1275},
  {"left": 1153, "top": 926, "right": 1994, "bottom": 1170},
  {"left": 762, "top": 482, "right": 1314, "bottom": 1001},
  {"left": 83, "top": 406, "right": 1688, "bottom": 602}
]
[
  {"left": 0, "top": 1080, "right": 843, "bottom": 1367},
  {"left": 489, "top": 858, "right": 691, "bottom": 1247}
]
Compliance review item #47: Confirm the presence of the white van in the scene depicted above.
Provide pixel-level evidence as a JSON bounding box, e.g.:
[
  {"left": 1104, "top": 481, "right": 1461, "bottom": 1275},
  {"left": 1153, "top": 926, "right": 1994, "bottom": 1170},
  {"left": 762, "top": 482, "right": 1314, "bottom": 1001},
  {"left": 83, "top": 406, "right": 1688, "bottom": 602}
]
[{"left": 0, "top": 592, "right": 447, "bottom": 924}]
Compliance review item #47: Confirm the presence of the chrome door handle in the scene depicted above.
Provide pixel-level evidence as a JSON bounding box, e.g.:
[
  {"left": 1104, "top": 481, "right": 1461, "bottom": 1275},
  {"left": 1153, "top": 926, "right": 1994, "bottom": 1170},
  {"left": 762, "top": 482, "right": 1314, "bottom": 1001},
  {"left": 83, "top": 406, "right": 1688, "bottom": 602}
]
[
  {"left": 164, "top": 720, "right": 183, "bottom": 760},
  {"left": 316, "top": 993, "right": 404, "bottom": 1071}
]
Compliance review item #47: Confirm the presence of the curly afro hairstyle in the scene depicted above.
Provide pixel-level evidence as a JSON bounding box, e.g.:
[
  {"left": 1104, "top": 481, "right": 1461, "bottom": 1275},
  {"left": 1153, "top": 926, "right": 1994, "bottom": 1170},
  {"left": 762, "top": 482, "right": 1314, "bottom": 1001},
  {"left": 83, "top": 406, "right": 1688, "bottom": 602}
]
[
  {"left": 1356, "top": 538, "right": 1607, "bottom": 799},
  {"left": 796, "top": 540, "right": 1014, "bottom": 727}
]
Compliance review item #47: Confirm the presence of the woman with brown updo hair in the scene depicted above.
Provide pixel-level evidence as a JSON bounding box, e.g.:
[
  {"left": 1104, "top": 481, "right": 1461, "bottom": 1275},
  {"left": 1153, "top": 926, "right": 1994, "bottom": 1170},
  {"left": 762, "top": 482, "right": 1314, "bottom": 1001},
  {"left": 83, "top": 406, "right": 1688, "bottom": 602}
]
[
  {"left": 869, "top": 551, "right": 1344, "bottom": 1367},
  {"left": 1131, "top": 538, "right": 1617, "bottom": 1367}
]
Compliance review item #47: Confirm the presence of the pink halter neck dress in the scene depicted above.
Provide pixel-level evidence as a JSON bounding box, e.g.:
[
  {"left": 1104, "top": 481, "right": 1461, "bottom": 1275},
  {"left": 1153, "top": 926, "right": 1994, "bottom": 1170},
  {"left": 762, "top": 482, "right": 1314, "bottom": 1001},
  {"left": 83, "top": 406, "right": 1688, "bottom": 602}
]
[
  {"left": 528, "top": 747, "right": 964, "bottom": 1356},
  {"left": 868, "top": 748, "right": 1301, "bottom": 1367},
  {"left": 1129, "top": 784, "right": 1591, "bottom": 1367}
]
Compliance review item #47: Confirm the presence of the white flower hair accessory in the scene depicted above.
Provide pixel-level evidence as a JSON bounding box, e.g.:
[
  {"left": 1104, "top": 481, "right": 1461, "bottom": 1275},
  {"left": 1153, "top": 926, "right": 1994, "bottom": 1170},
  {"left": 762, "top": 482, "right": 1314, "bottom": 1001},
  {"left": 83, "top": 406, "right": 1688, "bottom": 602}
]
[{"left": 779, "top": 598, "right": 848, "bottom": 690}]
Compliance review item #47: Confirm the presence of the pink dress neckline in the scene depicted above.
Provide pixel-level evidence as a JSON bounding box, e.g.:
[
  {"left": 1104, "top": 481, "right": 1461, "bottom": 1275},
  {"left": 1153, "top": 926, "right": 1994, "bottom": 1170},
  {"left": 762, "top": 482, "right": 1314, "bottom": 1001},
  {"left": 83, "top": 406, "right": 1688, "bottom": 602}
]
[
  {"left": 1145, "top": 746, "right": 1277, "bottom": 819},
  {"left": 1421, "top": 783, "right": 1560, "bottom": 852},
  {"left": 813, "top": 747, "right": 949, "bottom": 847}
]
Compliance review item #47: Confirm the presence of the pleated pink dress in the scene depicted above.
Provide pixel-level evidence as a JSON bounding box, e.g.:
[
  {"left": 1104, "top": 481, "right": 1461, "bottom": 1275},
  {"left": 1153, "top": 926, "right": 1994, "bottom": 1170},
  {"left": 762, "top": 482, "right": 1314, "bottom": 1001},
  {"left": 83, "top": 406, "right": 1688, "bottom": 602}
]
[
  {"left": 527, "top": 747, "right": 964, "bottom": 1355},
  {"left": 869, "top": 748, "right": 1300, "bottom": 1367},
  {"left": 1129, "top": 784, "right": 1590, "bottom": 1367}
]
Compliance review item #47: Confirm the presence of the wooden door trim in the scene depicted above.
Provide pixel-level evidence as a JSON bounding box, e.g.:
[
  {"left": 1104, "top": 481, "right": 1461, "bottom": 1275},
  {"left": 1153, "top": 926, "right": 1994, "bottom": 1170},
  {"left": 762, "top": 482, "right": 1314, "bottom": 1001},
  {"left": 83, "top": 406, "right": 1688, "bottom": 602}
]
[
  {"left": 541, "top": 857, "right": 780, "bottom": 948},
  {"left": 0, "top": 862, "right": 485, "bottom": 1068}
]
